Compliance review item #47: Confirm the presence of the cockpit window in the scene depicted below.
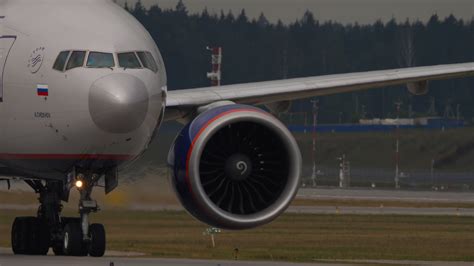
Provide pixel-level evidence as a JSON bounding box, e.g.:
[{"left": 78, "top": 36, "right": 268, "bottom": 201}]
[
  {"left": 53, "top": 51, "right": 70, "bottom": 71},
  {"left": 66, "top": 51, "right": 86, "bottom": 70},
  {"left": 87, "top": 52, "right": 115, "bottom": 68},
  {"left": 137, "top": 51, "right": 158, "bottom": 72},
  {"left": 117, "top": 52, "right": 142, "bottom": 69},
  {"left": 54, "top": 50, "right": 159, "bottom": 72}
]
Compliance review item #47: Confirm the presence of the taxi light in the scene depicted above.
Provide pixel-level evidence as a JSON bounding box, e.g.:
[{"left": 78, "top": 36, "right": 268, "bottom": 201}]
[{"left": 75, "top": 180, "right": 83, "bottom": 189}]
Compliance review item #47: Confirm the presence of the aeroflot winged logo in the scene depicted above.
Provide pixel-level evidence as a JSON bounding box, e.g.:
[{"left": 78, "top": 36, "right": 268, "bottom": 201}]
[{"left": 27, "top": 47, "right": 45, "bottom": 73}]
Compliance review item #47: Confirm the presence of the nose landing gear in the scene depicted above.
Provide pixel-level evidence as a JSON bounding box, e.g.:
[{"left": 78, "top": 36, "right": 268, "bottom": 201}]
[
  {"left": 63, "top": 173, "right": 106, "bottom": 257},
  {"left": 11, "top": 173, "right": 106, "bottom": 257},
  {"left": 61, "top": 220, "right": 105, "bottom": 257}
]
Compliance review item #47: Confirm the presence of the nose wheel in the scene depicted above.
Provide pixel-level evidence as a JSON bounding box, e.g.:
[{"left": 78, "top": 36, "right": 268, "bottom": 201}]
[
  {"left": 63, "top": 221, "right": 88, "bottom": 256},
  {"left": 62, "top": 221, "right": 105, "bottom": 257},
  {"left": 88, "top": 223, "right": 106, "bottom": 257}
]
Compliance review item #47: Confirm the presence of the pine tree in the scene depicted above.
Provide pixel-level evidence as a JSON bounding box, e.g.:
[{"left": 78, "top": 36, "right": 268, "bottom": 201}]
[
  {"left": 119, "top": 4, "right": 473, "bottom": 120},
  {"left": 237, "top": 9, "right": 248, "bottom": 24},
  {"left": 257, "top": 12, "right": 269, "bottom": 28},
  {"left": 176, "top": 0, "right": 187, "bottom": 15}
]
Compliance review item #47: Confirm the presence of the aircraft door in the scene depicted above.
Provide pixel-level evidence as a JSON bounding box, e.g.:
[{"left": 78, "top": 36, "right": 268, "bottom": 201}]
[{"left": 0, "top": 36, "right": 16, "bottom": 101}]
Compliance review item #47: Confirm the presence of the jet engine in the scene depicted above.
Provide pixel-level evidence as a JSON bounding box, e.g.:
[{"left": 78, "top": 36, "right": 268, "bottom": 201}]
[
  {"left": 168, "top": 104, "right": 301, "bottom": 230},
  {"left": 407, "top": 80, "right": 429, "bottom": 95}
]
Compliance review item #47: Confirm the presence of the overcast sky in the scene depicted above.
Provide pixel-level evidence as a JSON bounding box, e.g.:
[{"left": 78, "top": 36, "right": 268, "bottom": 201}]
[{"left": 117, "top": 0, "right": 473, "bottom": 25}]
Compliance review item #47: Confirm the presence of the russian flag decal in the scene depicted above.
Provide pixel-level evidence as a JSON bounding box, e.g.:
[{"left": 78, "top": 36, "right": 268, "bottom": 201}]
[{"left": 37, "top": 84, "right": 49, "bottom": 96}]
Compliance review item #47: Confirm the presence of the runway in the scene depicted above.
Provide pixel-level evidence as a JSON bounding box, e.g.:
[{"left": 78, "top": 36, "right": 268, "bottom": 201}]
[
  {"left": 2, "top": 188, "right": 474, "bottom": 216},
  {"left": 0, "top": 255, "right": 328, "bottom": 266},
  {"left": 125, "top": 188, "right": 474, "bottom": 216},
  {"left": 124, "top": 204, "right": 474, "bottom": 216},
  {"left": 1, "top": 252, "right": 473, "bottom": 266},
  {"left": 297, "top": 188, "right": 474, "bottom": 203},
  {"left": 287, "top": 205, "right": 474, "bottom": 216},
  {"left": 0, "top": 248, "right": 345, "bottom": 266}
]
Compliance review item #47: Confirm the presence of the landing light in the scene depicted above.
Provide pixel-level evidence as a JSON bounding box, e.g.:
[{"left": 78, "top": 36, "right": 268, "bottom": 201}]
[{"left": 75, "top": 180, "right": 83, "bottom": 189}]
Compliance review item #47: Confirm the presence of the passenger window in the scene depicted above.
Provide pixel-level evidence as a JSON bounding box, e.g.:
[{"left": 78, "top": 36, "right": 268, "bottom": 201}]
[
  {"left": 53, "top": 51, "right": 70, "bottom": 71},
  {"left": 66, "top": 51, "right": 86, "bottom": 70},
  {"left": 137, "top": 52, "right": 158, "bottom": 72},
  {"left": 87, "top": 52, "right": 115, "bottom": 68},
  {"left": 118, "top": 52, "right": 142, "bottom": 69}
]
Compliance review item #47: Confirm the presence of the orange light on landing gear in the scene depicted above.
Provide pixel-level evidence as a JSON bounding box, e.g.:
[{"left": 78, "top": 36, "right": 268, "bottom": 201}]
[{"left": 75, "top": 180, "right": 83, "bottom": 189}]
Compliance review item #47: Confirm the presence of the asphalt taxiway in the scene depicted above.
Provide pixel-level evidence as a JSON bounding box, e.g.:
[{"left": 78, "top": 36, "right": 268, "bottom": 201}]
[
  {"left": 126, "top": 188, "right": 474, "bottom": 216},
  {"left": 126, "top": 204, "right": 474, "bottom": 216},
  {"left": 0, "top": 249, "right": 344, "bottom": 266},
  {"left": 2, "top": 255, "right": 320, "bottom": 266},
  {"left": 3, "top": 188, "right": 474, "bottom": 216},
  {"left": 1, "top": 252, "right": 473, "bottom": 266},
  {"left": 287, "top": 205, "right": 474, "bottom": 216},
  {"left": 297, "top": 188, "right": 474, "bottom": 203}
]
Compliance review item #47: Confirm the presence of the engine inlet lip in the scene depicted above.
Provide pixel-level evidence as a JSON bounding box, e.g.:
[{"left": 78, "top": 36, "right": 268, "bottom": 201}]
[{"left": 187, "top": 109, "right": 302, "bottom": 229}]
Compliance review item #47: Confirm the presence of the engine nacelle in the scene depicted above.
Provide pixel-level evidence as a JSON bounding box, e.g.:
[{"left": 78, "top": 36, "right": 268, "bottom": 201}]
[
  {"left": 168, "top": 104, "right": 301, "bottom": 230},
  {"left": 407, "top": 80, "right": 429, "bottom": 95}
]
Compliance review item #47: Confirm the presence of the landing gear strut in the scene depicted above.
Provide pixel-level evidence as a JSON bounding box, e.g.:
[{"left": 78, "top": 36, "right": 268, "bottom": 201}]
[
  {"left": 63, "top": 173, "right": 106, "bottom": 257},
  {"left": 11, "top": 173, "right": 106, "bottom": 257}
]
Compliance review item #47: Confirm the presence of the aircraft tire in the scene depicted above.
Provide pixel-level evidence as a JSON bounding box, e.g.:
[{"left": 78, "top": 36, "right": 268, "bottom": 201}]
[
  {"left": 88, "top": 223, "right": 106, "bottom": 257},
  {"left": 29, "top": 218, "right": 50, "bottom": 255},
  {"left": 53, "top": 245, "right": 65, "bottom": 256},
  {"left": 53, "top": 217, "right": 79, "bottom": 256},
  {"left": 11, "top": 217, "right": 29, "bottom": 254},
  {"left": 36, "top": 219, "right": 51, "bottom": 255},
  {"left": 11, "top": 217, "right": 49, "bottom": 255},
  {"left": 63, "top": 222, "right": 87, "bottom": 256}
]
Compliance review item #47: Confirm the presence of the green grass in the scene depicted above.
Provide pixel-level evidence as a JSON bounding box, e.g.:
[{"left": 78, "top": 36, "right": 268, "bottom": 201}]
[{"left": 1, "top": 210, "right": 474, "bottom": 262}]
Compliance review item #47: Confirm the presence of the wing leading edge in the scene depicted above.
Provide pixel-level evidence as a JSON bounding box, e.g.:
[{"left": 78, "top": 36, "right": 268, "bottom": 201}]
[{"left": 165, "top": 62, "right": 474, "bottom": 120}]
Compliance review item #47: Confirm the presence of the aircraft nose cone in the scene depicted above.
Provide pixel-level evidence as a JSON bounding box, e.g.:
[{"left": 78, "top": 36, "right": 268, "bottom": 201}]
[{"left": 89, "top": 73, "right": 149, "bottom": 134}]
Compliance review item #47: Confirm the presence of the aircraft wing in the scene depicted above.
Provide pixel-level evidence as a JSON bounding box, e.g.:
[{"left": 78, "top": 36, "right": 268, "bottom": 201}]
[{"left": 165, "top": 62, "right": 474, "bottom": 120}]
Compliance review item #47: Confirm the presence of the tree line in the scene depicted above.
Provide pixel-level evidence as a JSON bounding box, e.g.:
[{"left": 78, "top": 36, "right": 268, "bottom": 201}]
[{"left": 124, "top": 0, "right": 474, "bottom": 123}]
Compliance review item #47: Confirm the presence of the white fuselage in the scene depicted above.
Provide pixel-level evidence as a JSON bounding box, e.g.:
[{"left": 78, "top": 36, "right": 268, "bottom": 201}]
[{"left": 0, "top": 0, "right": 166, "bottom": 179}]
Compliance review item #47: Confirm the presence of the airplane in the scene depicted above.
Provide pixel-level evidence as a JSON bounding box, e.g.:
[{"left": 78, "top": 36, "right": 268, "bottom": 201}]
[{"left": 1, "top": 0, "right": 473, "bottom": 258}]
